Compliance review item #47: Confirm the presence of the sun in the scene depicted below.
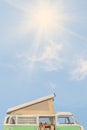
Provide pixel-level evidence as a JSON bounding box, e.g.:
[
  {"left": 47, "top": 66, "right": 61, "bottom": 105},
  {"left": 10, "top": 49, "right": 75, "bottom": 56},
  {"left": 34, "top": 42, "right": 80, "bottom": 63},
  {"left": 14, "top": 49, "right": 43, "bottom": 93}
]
[
  {"left": 31, "top": 4, "right": 57, "bottom": 30},
  {"left": 25, "top": 1, "right": 66, "bottom": 36}
]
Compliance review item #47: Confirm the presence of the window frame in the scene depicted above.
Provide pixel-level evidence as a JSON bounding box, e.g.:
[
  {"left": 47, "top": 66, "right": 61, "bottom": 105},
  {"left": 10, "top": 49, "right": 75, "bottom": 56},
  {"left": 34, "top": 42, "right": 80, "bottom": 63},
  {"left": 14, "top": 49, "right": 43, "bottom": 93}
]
[
  {"left": 16, "top": 115, "right": 38, "bottom": 125},
  {"left": 56, "top": 115, "right": 78, "bottom": 125},
  {"left": 4, "top": 115, "right": 38, "bottom": 126}
]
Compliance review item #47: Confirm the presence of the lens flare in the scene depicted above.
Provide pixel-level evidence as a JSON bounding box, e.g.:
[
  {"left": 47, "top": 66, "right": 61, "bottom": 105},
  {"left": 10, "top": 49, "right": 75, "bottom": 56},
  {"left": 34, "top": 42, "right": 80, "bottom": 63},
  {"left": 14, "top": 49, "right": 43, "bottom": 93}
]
[
  {"left": 31, "top": 4, "right": 57, "bottom": 31},
  {"left": 24, "top": 1, "right": 66, "bottom": 36}
]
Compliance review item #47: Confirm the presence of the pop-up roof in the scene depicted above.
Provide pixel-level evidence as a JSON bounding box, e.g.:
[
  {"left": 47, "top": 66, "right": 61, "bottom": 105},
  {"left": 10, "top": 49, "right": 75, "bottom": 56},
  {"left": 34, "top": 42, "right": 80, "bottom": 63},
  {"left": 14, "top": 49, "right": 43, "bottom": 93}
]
[{"left": 7, "top": 93, "right": 56, "bottom": 115}]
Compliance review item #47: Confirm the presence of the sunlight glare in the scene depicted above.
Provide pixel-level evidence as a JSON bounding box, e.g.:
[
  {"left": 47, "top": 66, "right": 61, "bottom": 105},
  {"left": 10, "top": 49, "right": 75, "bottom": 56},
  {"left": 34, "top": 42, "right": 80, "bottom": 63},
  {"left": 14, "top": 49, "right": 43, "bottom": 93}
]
[
  {"left": 27, "top": 2, "right": 64, "bottom": 35},
  {"left": 32, "top": 5, "right": 56, "bottom": 30}
]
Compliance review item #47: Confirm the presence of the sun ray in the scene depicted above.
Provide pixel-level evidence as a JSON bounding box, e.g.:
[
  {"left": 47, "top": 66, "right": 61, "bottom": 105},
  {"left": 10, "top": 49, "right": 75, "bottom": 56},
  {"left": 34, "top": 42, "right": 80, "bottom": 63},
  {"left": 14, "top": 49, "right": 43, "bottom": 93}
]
[
  {"left": 56, "top": 24, "right": 87, "bottom": 42},
  {"left": 7, "top": 0, "right": 86, "bottom": 44},
  {"left": 33, "top": 28, "right": 43, "bottom": 52},
  {"left": 16, "top": 0, "right": 68, "bottom": 38}
]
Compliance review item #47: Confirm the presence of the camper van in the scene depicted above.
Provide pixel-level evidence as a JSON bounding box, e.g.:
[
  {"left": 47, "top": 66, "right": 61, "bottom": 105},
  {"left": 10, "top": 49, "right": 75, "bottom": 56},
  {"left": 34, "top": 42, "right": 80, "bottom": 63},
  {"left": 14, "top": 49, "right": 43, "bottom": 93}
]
[
  {"left": 3, "top": 94, "right": 84, "bottom": 130},
  {"left": 3, "top": 112, "right": 84, "bottom": 130}
]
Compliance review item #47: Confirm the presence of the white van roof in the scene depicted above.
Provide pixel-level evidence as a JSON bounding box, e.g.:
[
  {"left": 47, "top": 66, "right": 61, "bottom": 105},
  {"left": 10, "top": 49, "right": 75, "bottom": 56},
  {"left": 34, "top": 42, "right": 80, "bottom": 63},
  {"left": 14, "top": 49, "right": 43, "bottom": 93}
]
[{"left": 56, "top": 112, "right": 73, "bottom": 116}]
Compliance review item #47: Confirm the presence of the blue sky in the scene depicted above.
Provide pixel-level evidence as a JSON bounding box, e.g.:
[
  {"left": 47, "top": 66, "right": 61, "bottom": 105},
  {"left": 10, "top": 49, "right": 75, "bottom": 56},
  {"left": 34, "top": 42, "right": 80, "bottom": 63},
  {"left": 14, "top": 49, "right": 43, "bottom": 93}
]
[{"left": 0, "top": 0, "right": 87, "bottom": 129}]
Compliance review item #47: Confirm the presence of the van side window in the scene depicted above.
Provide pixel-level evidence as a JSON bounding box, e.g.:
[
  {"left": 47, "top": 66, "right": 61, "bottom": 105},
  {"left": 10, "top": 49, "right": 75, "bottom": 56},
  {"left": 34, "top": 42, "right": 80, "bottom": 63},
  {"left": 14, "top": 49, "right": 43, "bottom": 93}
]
[
  {"left": 39, "top": 117, "right": 55, "bottom": 124},
  {"left": 57, "top": 116, "right": 74, "bottom": 124},
  {"left": 10, "top": 117, "right": 16, "bottom": 124},
  {"left": 17, "top": 116, "right": 37, "bottom": 124},
  {"left": 6, "top": 117, "right": 10, "bottom": 124}
]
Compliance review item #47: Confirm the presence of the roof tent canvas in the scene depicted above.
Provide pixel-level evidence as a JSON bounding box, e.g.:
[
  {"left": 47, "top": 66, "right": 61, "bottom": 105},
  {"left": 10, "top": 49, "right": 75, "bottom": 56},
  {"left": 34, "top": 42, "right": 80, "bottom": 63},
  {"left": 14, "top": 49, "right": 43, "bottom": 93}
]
[{"left": 7, "top": 94, "right": 56, "bottom": 115}]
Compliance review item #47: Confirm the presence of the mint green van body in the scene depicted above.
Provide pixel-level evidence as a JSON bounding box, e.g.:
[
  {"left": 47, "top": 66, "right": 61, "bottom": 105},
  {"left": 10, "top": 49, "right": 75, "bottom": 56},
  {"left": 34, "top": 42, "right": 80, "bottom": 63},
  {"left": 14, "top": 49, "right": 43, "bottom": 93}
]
[{"left": 3, "top": 112, "right": 84, "bottom": 130}]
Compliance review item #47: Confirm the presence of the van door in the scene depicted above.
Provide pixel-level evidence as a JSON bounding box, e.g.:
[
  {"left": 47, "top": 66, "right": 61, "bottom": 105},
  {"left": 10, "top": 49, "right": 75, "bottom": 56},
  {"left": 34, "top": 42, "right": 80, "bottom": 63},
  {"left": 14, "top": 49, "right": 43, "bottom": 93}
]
[
  {"left": 39, "top": 116, "right": 55, "bottom": 130},
  {"left": 56, "top": 116, "right": 80, "bottom": 130}
]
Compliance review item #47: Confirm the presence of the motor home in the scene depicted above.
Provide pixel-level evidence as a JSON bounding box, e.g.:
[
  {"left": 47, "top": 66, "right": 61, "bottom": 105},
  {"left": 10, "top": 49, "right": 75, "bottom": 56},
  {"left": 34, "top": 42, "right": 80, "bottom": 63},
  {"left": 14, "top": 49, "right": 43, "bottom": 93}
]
[{"left": 3, "top": 94, "right": 84, "bottom": 130}]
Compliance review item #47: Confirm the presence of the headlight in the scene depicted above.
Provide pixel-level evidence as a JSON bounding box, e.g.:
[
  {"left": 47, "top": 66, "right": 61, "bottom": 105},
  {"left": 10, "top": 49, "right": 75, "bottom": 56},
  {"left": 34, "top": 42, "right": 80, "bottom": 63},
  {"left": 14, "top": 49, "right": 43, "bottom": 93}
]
[{"left": 80, "top": 126, "right": 84, "bottom": 130}]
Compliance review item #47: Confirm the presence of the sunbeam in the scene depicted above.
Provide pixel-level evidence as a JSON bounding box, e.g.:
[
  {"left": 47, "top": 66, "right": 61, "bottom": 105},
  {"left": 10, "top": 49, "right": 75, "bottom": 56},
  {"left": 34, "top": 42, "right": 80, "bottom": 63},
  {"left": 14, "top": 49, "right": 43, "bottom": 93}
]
[
  {"left": 56, "top": 24, "right": 87, "bottom": 43},
  {"left": 17, "top": 1, "right": 68, "bottom": 38}
]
